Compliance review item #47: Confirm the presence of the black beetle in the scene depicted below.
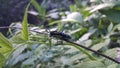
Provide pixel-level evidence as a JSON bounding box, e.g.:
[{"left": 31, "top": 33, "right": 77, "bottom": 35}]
[{"left": 50, "top": 31, "right": 71, "bottom": 41}]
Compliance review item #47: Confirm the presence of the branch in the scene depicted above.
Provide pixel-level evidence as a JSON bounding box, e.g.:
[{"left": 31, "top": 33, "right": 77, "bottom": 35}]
[{"left": 0, "top": 26, "right": 47, "bottom": 35}]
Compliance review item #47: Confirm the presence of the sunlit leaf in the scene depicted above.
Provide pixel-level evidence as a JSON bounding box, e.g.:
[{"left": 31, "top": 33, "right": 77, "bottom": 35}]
[
  {"left": 0, "top": 33, "right": 13, "bottom": 54},
  {"left": 61, "top": 12, "right": 83, "bottom": 23},
  {"left": 78, "top": 29, "right": 96, "bottom": 42},
  {"left": 70, "top": 28, "right": 88, "bottom": 40},
  {"left": 0, "top": 53, "right": 5, "bottom": 68},
  {"left": 91, "top": 39, "right": 110, "bottom": 51},
  {"left": 69, "top": 5, "right": 77, "bottom": 12},
  {"left": 21, "top": 2, "right": 30, "bottom": 41},
  {"left": 0, "top": 53, "right": 5, "bottom": 62},
  {"left": 0, "top": 33, "right": 13, "bottom": 68},
  {"left": 107, "top": 23, "right": 113, "bottom": 33},
  {"left": 84, "top": 40, "right": 92, "bottom": 47},
  {"left": 113, "top": 24, "right": 120, "bottom": 31},
  {"left": 90, "top": 3, "right": 115, "bottom": 13}
]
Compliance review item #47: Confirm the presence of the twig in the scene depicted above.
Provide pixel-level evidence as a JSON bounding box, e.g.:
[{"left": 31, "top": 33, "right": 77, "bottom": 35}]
[
  {"left": 0, "top": 26, "right": 11, "bottom": 29},
  {"left": 0, "top": 26, "right": 47, "bottom": 35}
]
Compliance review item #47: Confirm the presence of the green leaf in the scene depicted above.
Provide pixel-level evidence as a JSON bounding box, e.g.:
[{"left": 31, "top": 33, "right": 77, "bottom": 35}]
[
  {"left": 61, "top": 12, "right": 83, "bottom": 23},
  {"left": 21, "top": 1, "right": 30, "bottom": 41},
  {"left": 113, "top": 24, "right": 120, "bottom": 31},
  {"left": 78, "top": 29, "right": 96, "bottom": 42},
  {"left": 99, "top": 9, "right": 120, "bottom": 23},
  {"left": 5, "top": 45, "right": 28, "bottom": 67},
  {"left": 31, "top": 0, "right": 46, "bottom": 18},
  {"left": 0, "top": 53, "right": 5, "bottom": 62},
  {"left": 0, "top": 33, "right": 13, "bottom": 54},
  {"left": 103, "top": 48, "right": 117, "bottom": 65},
  {"left": 107, "top": 64, "right": 117, "bottom": 68},
  {"left": 12, "top": 48, "right": 30, "bottom": 65},
  {"left": 90, "top": 3, "right": 115, "bottom": 13},
  {"left": 104, "top": 48, "right": 117, "bottom": 58},
  {"left": 91, "top": 39, "right": 110, "bottom": 51},
  {"left": 74, "top": 61, "right": 106, "bottom": 68},
  {"left": 116, "top": 64, "right": 120, "bottom": 68},
  {"left": 69, "top": 5, "right": 77, "bottom": 12},
  {"left": 107, "top": 23, "right": 113, "bottom": 33},
  {"left": 67, "top": 44, "right": 96, "bottom": 60},
  {"left": 11, "top": 35, "right": 26, "bottom": 44},
  {"left": 0, "top": 33, "right": 13, "bottom": 68},
  {"left": 0, "top": 53, "right": 5, "bottom": 68},
  {"left": 64, "top": 46, "right": 84, "bottom": 61},
  {"left": 70, "top": 28, "right": 88, "bottom": 40}
]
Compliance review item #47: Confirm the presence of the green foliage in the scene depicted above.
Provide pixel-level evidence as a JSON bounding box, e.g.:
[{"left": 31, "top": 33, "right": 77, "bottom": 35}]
[
  {"left": 103, "top": 48, "right": 117, "bottom": 65},
  {"left": 21, "top": 1, "right": 30, "bottom": 41},
  {"left": 68, "top": 44, "right": 96, "bottom": 60},
  {"left": 74, "top": 61, "right": 106, "bottom": 68},
  {"left": 0, "top": 33, "right": 13, "bottom": 68},
  {"left": 100, "top": 9, "right": 120, "bottom": 23},
  {"left": 1, "top": 0, "right": 120, "bottom": 68},
  {"left": 0, "top": 53, "right": 5, "bottom": 68},
  {"left": 31, "top": 0, "right": 46, "bottom": 18},
  {"left": 90, "top": 0, "right": 120, "bottom": 23},
  {"left": 0, "top": 33, "right": 13, "bottom": 54}
]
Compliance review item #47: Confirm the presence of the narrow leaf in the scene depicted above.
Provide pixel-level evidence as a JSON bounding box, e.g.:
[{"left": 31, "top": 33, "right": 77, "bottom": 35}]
[
  {"left": 31, "top": 0, "right": 46, "bottom": 18},
  {"left": 21, "top": 2, "right": 30, "bottom": 41},
  {"left": 67, "top": 44, "right": 96, "bottom": 60},
  {"left": 107, "top": 23, "right": 113, "bottom": 33},
  {"left": 90, "top": 3, "right": 115, "bottom": 13}
]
